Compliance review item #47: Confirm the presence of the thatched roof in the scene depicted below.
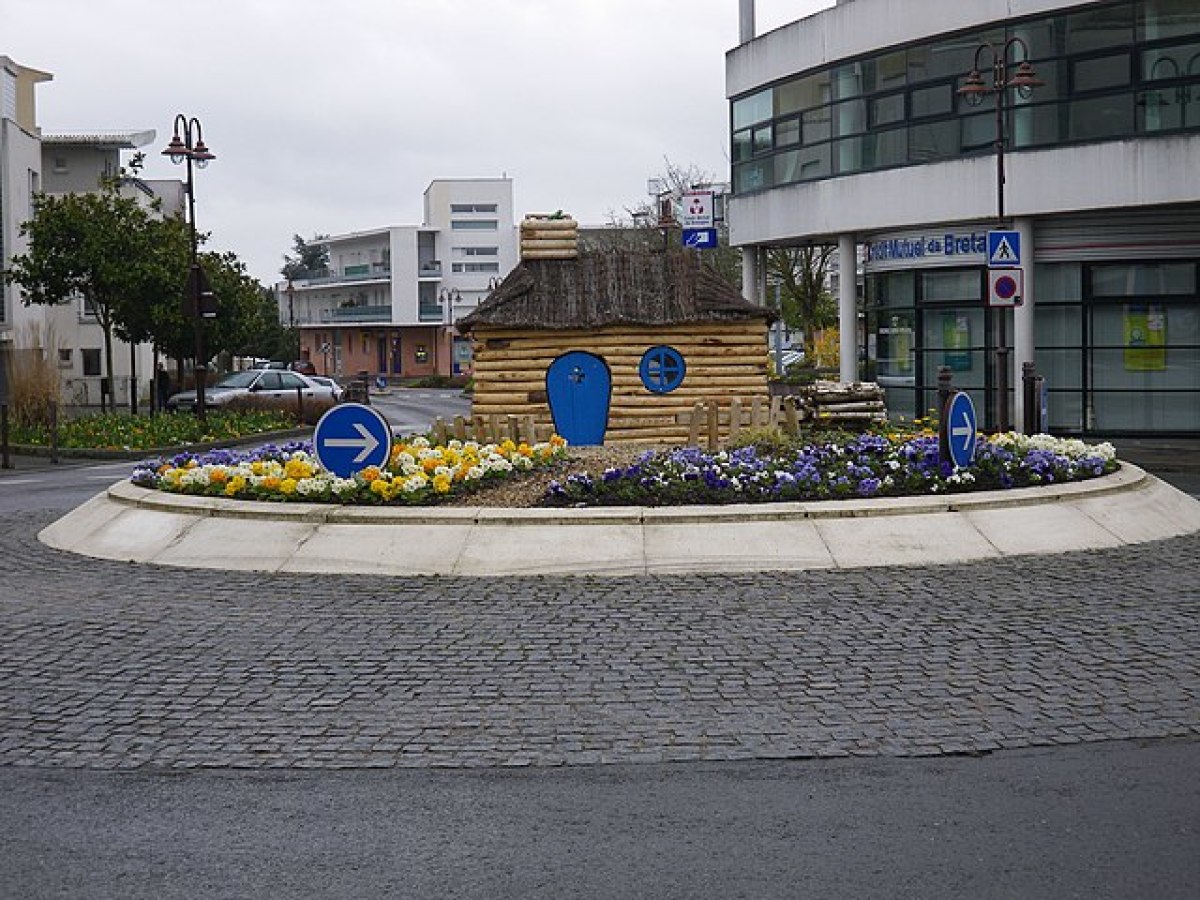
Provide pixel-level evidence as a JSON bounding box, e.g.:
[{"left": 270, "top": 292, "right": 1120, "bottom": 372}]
[{"left": 458, "top": 250, "right": 774, "bottom": 332}]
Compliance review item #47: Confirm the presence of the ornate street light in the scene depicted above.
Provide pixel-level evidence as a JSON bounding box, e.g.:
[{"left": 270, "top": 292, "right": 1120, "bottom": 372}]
[
  {"left": 162, "top": 114, "right": 217, "bottom": 421},
  {"left": 958, "top": 37, "right": 1044, "bottom": 222},
  {"left": 958, "top": 38, "right": 1043, "bottom": 433}
]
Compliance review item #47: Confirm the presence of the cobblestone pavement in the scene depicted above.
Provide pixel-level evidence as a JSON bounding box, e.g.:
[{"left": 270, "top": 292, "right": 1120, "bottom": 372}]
[{"left": 1, "top": 510, "right": 1197, "bottom": 770}]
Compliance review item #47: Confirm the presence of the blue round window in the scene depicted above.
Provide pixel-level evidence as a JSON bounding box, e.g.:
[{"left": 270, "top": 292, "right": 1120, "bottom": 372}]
[{"left": 639, "top": 345, "right": 686, "bottom": 394}]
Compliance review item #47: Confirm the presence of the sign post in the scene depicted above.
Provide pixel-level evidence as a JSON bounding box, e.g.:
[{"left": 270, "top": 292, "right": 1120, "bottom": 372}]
[{"left": 680, "top": 190, "right": 717, "bottom": 250}]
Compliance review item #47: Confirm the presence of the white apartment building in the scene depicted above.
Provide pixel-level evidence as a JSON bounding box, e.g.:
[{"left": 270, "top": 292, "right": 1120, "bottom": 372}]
[
  {"left": 1, "top": 55, "right": 175, "bottom": 409},
  {"left": 282, "top": 178, "right": 518, "bottom": 380}
]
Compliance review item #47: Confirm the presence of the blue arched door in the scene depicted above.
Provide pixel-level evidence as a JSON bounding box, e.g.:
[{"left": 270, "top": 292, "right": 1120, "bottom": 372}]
[{"left": 546, "top": 351, "right": 611, "bottom": 446}]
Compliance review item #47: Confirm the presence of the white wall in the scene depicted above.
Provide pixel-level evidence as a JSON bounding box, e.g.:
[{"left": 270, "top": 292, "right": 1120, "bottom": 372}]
[
  {"left": 727, "top": 0, "right": 1106, "bottom": 97},
  {"left": 729, "top": 134, "right": 1200, "bottom": 245}
]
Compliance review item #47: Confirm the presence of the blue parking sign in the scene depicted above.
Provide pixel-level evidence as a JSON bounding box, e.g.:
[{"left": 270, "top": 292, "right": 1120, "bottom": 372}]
[{"left": 313, "top": 403, "right": 393, "bottom": 478}]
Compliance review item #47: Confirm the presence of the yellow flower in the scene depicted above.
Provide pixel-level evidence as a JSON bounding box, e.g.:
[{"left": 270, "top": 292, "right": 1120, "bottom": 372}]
[
  {"left": 517, "top": 442, "right": 533, "bottom": 458},
  {"left": 361, "top": 466, "right": 381, "bottom": 482},
  {"left": 208, "top": 468, "right": 228, "bottom": 484},
  {"left": 284, "top": 458, "right": 314, "bottom": 480},
  {"left": 422, "top": 456, "right": 440, "bottom": 474},
  {"left": 224, "top": 476, "right": 246, "bottom": 496},
  {"left": 250, "top": 461, "right": 266, "bottom": 476},
  {"left": 499, "top": 439, "right": 517, "bottom": 455},
  {"left": 279, "top": 478, "right": 297, "bottom": 495},
  {"left": 370, "top": 478, "right": 390, "bottom": 497},
  {"left": 432, "top": 472, "right": 452, "bottom": 493},
  {"left": 262, "top": 475, "right": 281, "bottom": 491}
]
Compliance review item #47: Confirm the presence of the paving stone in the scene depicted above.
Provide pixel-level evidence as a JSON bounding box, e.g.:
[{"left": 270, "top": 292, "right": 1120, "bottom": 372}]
[{"left": 0, "top": 510, "right": 1197, "bottom": 769}]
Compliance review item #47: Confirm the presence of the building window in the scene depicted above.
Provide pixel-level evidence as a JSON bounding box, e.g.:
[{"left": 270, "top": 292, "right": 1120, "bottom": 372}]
[
  {"left": 457, "top": 246, "right": 499, "bottom": 256},
  {"left": 451, "top": 220, "right": 498, "bottom": 231},
  {"left": 451, "top": 262, "right": 500, "bottom": 273},
  {"left": 730, "top": 0, "right": 1200, "bottom": 193},
  {"left": 58, "top": 348, "right": 72, "bottom": 367},
  {"left": 81, "top": 349, "right": 101, "bottom": 377},
  {"left": 450, "top": 203, "right": 498, "bottom": 213}
]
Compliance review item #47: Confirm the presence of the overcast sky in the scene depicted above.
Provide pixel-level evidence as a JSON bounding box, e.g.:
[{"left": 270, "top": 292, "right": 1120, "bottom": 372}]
[{"left": 6, "top": 1, "right": 833, "bottom": 285}]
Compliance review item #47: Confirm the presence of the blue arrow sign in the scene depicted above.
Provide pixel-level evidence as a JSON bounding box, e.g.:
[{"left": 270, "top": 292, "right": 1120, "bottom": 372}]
[
  {"left": 987, "top": 230, "right": 1021, "bottom": 267},
  {"left": 313, "top": 403, "right": 393, "bottom": 478},
  {"left": 944, "top": 391, "right": 978, "bottom": 469},
  {"left": 682, "top": 227, "right": 718, "bottom": 249}
]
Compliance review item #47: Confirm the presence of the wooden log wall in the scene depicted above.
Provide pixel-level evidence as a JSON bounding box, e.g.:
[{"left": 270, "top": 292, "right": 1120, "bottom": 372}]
[{"left": 470, "top": 322, "right": 771, "bottom": 445}]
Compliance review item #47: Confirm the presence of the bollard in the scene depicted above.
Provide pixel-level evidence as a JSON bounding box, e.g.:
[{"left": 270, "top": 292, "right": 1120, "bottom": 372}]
[
  {"left": 1, "top": 402, "right": 11, "bottom": 469},
  {"left": 49, "top": 401, "right": 60, "bottom": 465},
  {"left": 1022, "top": 361, "right": 1046, "bottom": 435},
  {"left": 937, "top": 366, "right": 953, "bottom": 464}
]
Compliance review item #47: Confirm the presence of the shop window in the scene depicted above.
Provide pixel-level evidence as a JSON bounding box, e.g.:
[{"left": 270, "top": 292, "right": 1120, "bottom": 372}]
[{"left": 1091, "top": 262, "right": 1196, "bottom": 296}]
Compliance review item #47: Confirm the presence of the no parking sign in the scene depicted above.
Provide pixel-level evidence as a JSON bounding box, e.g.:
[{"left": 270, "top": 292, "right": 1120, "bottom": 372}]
[{"left": 988, "top": 268, "right": 1024, "bottom": 307}]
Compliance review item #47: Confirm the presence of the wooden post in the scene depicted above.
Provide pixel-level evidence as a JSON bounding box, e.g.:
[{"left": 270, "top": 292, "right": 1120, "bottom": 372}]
[
  {"left": 453, "top": 415, "right": 467, "bottom": 441},
  {"left": 750, "top": 395, "right": 763, "bottom": 429},
  {"left": 706, "top": 400, "right": 720, "bottom": 452},
  {"left": 784, "top": 397, "right": 799, "bottom": 435},
  {"left": 432, "top": 417, "right": 448, "bottom": 445},
  {"left": 769, "top": 395, "right": 782, "bottom": 430},
  {"left": 489, "top": 414, "right": 502, "bottom": 444},
  {"left": 729, "top": 397, "right": 743, "bottom": 444},
  {"left": 688, "top": 401, "right": 704, "bottom": 447}
]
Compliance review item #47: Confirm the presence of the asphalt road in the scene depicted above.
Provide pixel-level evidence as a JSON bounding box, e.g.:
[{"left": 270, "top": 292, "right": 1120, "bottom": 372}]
[{"left": 3, "top": 741, "right": 1196, "bottom": 900}]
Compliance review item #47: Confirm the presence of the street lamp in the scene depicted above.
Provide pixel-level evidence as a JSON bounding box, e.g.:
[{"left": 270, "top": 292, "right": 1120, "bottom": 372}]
[
  {"left": 161, "top": 114, "right": 217, "bottom": 421},
  {"left": 285, "top": 278, "right": 299, "bottom": 361},
  {"left": 958, "top": 38, "right": 1043, "bottom": 431}
]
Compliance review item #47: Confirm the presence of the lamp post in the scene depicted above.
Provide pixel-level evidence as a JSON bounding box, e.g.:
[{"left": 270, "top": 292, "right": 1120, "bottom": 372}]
[
  {"left": 285, "top": 278, "right": 298, "bottom": 361},
  {"left": 161, "top": 114, "right": 216, "bottom": 421},
  {"left": 958, "top": 37, "right": 1042, "bottom": 431}
]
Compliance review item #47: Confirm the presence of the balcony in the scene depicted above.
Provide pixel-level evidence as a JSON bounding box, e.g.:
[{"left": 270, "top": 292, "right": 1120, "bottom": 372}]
[
  {"left": 319, "top": 304, "right": 393, "bottom": 324},
  {"left": 305, "top": 263, "right": 391, "bottom": 287},
  {"left": 418, "top": 261, "right": 442, "bottom": 279}
]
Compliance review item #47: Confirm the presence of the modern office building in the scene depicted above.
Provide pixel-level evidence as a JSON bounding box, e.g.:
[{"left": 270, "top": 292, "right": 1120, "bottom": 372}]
[
  {"left": 727, "top": 0, "right": 1199, "bottom": 434},
  {"left": 281, "top": 178, "right": 518, "bottom": 380}
]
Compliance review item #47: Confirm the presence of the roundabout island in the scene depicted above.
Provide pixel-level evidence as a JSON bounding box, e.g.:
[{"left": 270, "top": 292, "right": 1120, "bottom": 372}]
[{"left": 39, "top": 462, "right": 1200, "bottom": 577}]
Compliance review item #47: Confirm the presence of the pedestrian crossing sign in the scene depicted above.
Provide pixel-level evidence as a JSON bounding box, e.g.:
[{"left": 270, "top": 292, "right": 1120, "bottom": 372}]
[{"left": 987, "top": 230, "right": 1021, "bottom": 268}]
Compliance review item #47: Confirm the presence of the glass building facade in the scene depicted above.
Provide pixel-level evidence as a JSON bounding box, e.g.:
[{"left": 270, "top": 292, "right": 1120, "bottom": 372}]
[
  {"left": 730, "top": 0, "right": 1200, "bottom": 436},
  {"left": 732, "top": 0, "right": 1200, "bottom": 194}
]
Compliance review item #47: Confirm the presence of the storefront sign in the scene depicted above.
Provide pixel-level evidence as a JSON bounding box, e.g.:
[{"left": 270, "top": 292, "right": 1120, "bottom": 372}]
[{"left": 866, "top": 232, "right": 988, "bottom": 264}]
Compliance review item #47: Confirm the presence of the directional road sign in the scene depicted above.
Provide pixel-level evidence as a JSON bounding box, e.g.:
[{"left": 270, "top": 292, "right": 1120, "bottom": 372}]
[
  {"left": 988, "top": 268, "right": 1024, "bottom": 307},
  {"left": 313, "top": 403, "right": 393, "bottom": 478},
  {"left": 943, "top": 391, "right": 978, "bottom": 469},
  {"left": 682, "top": 227, "right": 718, "bottom": 249},
  {"left": 987, "top": 230, "right": 1021, "bottom": 267}
]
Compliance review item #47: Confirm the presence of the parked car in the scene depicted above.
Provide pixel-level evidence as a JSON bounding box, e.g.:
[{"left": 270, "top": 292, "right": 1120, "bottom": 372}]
[
  {"left": 167, "top": 369, "right": 327, "bottom": 411},
  {"left": 307, "top": 375, "right": 345, "bottom": 402},
  {"left": 288, "top": 359, "right": 318, "bottom": 375}
]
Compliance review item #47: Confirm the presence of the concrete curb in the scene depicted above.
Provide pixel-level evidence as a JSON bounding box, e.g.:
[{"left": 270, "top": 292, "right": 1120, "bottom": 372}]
[{"left": 37, "top": 463, "right": 1200, "bottom": 576}]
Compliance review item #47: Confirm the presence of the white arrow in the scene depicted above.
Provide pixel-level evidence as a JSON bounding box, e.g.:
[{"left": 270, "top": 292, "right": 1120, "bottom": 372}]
[
  {"left": 324, "top": 423, "right": 380, "bottom": 463},
  {"left": 951, "top": 412, "right": 974, "bottom": 445}
]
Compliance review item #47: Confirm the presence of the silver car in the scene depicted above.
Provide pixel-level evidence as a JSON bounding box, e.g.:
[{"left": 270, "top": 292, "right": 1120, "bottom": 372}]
[{"left": 167, "top": 369, "right": 330, "bottom": 411}]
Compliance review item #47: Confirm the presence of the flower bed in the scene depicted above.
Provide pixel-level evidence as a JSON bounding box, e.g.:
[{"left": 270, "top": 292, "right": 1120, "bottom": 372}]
[
  {"left": 131, "top": 435, "right": 569, "bottom": 505},
  {"left": 545, "top": 432, "right": 1118, "bottom": 507},
  {"left": 11, "top": 410, "right": 299, "bottom": 451},
  {"left": 128, "top": 430, "right": 1118, "bottom": 508}
]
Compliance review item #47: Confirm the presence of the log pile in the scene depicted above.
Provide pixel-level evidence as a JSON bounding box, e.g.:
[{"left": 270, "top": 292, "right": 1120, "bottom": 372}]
[
  {"left": 796, "top": 381, "right": 887, "bottom": 425},
  {"left": 520, "top": 212, "right": 578, "bottom": 261}
]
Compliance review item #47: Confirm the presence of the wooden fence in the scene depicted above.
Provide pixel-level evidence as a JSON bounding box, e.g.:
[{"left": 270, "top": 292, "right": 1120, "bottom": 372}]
[{"left": 428, "top": 381, "right": 887, "bottom": 450}]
